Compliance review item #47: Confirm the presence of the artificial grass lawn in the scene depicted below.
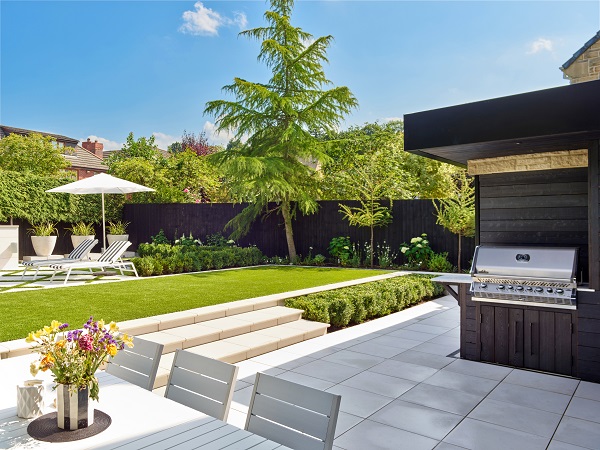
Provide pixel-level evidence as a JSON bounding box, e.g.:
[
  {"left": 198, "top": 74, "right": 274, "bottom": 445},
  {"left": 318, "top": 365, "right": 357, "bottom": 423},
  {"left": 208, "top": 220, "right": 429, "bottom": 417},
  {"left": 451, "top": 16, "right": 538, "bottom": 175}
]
[{"left": 0, "top": 266, "right": 390, "bottom": 342}]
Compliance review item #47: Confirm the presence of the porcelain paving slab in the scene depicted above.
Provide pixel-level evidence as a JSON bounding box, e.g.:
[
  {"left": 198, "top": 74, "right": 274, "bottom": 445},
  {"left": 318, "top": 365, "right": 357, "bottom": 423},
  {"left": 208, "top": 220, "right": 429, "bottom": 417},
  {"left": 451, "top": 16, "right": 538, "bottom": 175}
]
[
  {"left": 551, "top": 416, "right": 600, "bottom": 449},
  {"left": 400, "top": 383, "right": 484, "bottom": 415},
  {"left": 344, "top": 340, "right": 406, "bottom": 359},
  {"left": 321, "top": 349, "right": 385, "bottom": 370},
  {"left": 370, "top": 359, "right": 439, "bottom": 383},
  {"left": 433, "top": 442, "right": 468, "bottom": 450},
  {"left": 370, "top": 399, "right": 463, "bottom": 441},
  {"left": 503, "top": 369, "right": 579, "bottom": 395},
  {"left": 341, "top": 370, "right": 417, "bottom": 398},
  {"left": 275, "top": 370, "right": 336, "bottom": 391},
  {"left": 423, "top": 370, "right": 500, "bottom": 396},
  {"left": 391, "top": 350, "right": 455, "bottom": 370},
  {"left": 386, "top": 329, "right": 438, "bottom": 342},
  {"left": 334, "top": 412, "right": 363, "bottom": 438},
  {"left": 248, "top": 351, "right": 317, "bottom": 370},
  {"left": 574, "top": 380, "right": 600, "bottom": 402},
  {"left": 486, "top": 382, "right": 572, "bottom": 414},
  {"left": 443, "top": 418, "right": 549, "bottom": 450},
  {"left": 326, "top": 384, "right": 394, "bottom": 418},
  {"left": 441, "top": 358, "right": 512, "bottom": 381},
  {"left": 366, "top": 334, "right": 424, "bottom": 350},
  {"left": 291, "top": 359, "right": 364, "bottom": 383},
  {"left": 334, "top": 419, "right": 439, "bottom": 450},
  {"left": 564, "top": 396, "right": 600, "bottom": 423},
  {"left": 410, "top": 342, "right": 460, "bottom": 357},
  {"left": 404, "top": 323, "right": 452, "bottom": 335},
  {"left": 467, "top": 398, "right": 562, "bottom": 438},
  {"left": 547, "top": 440, "right": 594, "bottom": 450}
]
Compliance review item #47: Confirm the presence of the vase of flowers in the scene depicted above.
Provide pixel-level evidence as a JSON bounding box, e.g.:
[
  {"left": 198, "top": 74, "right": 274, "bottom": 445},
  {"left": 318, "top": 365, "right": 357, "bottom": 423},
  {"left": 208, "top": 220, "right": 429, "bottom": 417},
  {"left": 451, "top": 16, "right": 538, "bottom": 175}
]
[
  {"left": 26, "top": 317, "right": 134, "bottom": 430},
  {"left": 28, "top": 222, "right": 59, "bottom": 257},
  {"left": 66, "top": 222, "right": 96, "bottom": 250},
  {"left": 106, "top": 221, "right": 130, "bottom": 246}
]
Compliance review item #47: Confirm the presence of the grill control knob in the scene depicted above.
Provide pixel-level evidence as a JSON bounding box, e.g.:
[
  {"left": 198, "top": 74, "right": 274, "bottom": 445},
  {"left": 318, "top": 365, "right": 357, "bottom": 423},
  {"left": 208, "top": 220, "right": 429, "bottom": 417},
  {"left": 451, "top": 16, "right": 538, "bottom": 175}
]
[
  {"left": 535, "top": 287, "right": 543, "bottom": 293},
  {"left": 497, "top": 285, "right": 505, "bottom": 290},
  {"left": 547, "top": 288, "right": 554, "bottom": 294},
  {"left": 480, "top": 283, "right": 487, "bottom": 289},
  {"left": 507, "top": 285, "right": 514, "bottom": 290},
  {"left": 526, "top": 286, "right": 533, "bottom": 292},
  {"left": 516, "top": 286, "right": 524, "bottom": 291},
  {"left": 556, "top": 288, "right": 564, "bottom": 294}
]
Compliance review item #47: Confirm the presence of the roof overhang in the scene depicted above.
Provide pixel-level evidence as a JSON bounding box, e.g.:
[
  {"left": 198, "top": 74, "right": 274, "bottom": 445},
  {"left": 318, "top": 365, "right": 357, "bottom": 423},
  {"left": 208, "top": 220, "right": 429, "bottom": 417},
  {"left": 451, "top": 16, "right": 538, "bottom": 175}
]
[{"left": 404, "top": 81, "right": 600, "bottom": 167}]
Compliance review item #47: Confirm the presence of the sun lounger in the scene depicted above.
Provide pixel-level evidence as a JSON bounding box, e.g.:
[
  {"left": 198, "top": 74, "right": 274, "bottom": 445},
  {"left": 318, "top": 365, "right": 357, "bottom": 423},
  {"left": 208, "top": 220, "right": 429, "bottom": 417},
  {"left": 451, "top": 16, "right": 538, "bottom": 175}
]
[
  {"left": 21, "top": 238, "right": 98, "bottom": 280},
  {"left": 48, "top": 240, "right": 137, "bottom": 285}
]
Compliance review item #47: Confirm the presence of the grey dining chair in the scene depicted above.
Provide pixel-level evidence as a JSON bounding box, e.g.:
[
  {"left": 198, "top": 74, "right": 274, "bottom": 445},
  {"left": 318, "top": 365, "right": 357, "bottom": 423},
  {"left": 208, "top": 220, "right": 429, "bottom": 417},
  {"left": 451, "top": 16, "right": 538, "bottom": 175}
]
[
  {"left": 164, "top": 350, "right": 239, "bottom": 421},
  {"left": 245, "top": 372, "right": 342, "bottom": 450},
  {"left": 106, "top": 337, "right": 164, "bottom": 390}
]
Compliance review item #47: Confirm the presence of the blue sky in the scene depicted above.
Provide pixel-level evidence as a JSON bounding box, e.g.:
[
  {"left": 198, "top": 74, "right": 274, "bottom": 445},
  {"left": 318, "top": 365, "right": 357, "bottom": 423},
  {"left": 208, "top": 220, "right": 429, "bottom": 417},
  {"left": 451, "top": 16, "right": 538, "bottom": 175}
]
[{"left": 1, "top": 1, "right": 599, "bottom": 150}]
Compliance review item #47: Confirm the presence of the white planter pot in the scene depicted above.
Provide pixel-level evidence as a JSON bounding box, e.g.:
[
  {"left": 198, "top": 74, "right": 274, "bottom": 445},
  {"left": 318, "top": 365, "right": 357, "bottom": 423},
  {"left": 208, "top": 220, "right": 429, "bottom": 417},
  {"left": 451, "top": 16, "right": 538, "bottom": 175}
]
[
  {"left": 31, "top": 236, "right": 57, "bottom": 257},
  {"left": 56, "top": 383, "right": 94, "bottom": 430},
  {"left": 71, "top": 235, "right": 95, "bottom": 249},
  {"left": 107, "top": 234, "right": 129, "bottom": 245}
]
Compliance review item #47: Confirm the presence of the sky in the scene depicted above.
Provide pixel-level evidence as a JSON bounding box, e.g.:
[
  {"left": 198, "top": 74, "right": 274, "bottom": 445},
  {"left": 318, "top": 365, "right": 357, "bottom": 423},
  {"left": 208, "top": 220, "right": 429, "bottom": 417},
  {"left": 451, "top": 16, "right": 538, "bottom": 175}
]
[{"left": 1, "top": 0, "right": 599, "bottom": 150}]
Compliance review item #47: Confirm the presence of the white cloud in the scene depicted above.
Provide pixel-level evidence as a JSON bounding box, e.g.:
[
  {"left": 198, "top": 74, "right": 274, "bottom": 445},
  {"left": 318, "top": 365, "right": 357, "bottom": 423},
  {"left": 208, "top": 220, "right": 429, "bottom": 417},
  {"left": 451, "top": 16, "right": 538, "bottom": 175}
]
[
  {"left": 179, "top": 2, "right": 247, "bottom": 37},
  {"left": 203, "top": 121, "right": 238, "bottom": 147},
  {"left": 527, "top": 38, "right": 554, "bottom": 54},
  {"left": 152, "top": 132, "right": 178, "bottom": 150},
  {"left": 382, "top": 116, "right": 404, "bottom": 123},
  {"left": 83, "top": 135, "right": 122, "bottom": 151}
]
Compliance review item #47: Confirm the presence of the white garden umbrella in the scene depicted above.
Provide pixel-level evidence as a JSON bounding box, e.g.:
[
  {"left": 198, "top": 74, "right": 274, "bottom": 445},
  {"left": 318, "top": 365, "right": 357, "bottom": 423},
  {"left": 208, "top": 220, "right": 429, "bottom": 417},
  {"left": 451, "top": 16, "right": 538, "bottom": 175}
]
[{"left": 46, "top": 173, "right": 154, "bottom": 251}]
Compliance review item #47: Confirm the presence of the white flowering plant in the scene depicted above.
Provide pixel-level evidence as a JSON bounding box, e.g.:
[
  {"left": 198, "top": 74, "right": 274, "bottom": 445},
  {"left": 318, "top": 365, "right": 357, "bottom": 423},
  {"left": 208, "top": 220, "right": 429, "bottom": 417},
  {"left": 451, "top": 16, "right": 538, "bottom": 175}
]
[{"left": 400, "top": 233, "right": 434, "bottom": 269}]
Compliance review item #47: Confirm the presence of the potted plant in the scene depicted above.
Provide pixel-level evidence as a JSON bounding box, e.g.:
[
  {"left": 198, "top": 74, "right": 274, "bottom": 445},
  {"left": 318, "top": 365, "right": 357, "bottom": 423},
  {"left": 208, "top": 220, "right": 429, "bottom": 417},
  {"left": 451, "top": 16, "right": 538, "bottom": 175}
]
[
  {"left": 66, "top": 222, "right": 95, "bottom": 249},
  {"left": 106, "top": 220, "right": 130, "bottom": 245},
  {"left": 28, "top": 222, "right": 58, "bottom": 257},
  {"left": 26, "top": 317, "right": 134, "bottom": 430}
]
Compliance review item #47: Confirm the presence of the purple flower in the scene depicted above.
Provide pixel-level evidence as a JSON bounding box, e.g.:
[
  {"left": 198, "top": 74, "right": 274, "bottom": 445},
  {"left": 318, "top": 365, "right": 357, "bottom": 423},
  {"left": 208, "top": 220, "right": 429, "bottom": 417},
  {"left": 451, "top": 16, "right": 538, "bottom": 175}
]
[{"left": 59, "top": 323, "right": 69, "bottom": 330}]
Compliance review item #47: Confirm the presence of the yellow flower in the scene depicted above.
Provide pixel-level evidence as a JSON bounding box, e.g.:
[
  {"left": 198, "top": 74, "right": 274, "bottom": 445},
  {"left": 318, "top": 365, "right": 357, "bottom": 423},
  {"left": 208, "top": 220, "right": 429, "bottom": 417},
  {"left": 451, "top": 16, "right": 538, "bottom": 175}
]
[
  {"left": 109, "top": 322, "right": 119, "bottom": 332},
  {"left": 34, "top": 330, "right": 43, "bottom": 339},
  {"left": 43, "top": 326, "right": 53, "bottom": 334},
  {"left": 98, "top": 319, "right": 105, "bottom": 330},
  {"left": 50, "top": 320, "right": 61, "bottom": 331},
  {"left": 107, "top": 344, "right": 118, "bottom": 357},
  {"left": 25, "top": 332, "right": 36, "bottom": 343},
  {"left": 40, "top": 354, "right": 55, "bottom": 371},
  {"left": 55, "top": 339, "right": 67, "bottom": 350},
  {"left": 122, "top": 334, "right": 134, "bottom": 348}
]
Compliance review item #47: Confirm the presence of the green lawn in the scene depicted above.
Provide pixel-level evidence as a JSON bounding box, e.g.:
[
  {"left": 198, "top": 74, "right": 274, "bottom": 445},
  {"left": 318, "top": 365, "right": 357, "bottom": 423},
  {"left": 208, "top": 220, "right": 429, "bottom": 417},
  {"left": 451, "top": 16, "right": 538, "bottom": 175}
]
[{"left": 0, "top": 266, "right": 390, "bottom": 342}]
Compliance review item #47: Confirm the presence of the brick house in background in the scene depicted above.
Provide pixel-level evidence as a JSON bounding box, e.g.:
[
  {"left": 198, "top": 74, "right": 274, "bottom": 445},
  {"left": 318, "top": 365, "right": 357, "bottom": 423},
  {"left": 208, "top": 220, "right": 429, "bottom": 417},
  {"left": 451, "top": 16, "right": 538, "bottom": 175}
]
[
  {"left": 560, "top": 30, "right": 600, "bottom": 84},
  {"left": 0, "top": 125, "right": 107, "bottom": 179}
]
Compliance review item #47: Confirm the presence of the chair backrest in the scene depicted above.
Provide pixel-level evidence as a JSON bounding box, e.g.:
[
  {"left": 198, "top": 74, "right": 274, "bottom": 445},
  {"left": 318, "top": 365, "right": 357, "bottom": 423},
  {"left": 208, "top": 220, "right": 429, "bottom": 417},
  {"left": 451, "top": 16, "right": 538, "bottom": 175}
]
[
  {"left": 245, "top": 373, "right": 341, "bottom": 450},
  {"left": 106, "top": 337, "right": 164, "bottom": 390},
  {"left": 98, "top": 240, "right": 132, "bottom": 263},
  {"left": 67, "top": 238, "right": 98, "bottom": 260},
  {"left": 165, "top": 350, "right": 239, "bottom": 421}
]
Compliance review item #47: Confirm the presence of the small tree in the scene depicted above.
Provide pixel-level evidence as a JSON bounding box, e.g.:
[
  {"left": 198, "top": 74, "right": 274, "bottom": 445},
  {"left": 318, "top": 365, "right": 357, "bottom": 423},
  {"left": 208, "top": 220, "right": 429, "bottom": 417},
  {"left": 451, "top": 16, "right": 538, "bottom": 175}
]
[
  {"left": 181, "top": 130, "right": 215, "bottom": 156},
  {"left": 433, "top": 171, "right": 475, "bottom": 272},
  {"left": 0, "top": 132, "right": 70, "bottom": 176}
]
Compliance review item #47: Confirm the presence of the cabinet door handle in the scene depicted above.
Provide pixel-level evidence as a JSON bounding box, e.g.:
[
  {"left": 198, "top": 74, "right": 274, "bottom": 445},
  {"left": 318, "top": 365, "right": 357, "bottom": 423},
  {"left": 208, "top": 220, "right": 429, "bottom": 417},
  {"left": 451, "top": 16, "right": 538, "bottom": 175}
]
[{"left": 530, "top": 322, "right": 534, "bottom": 356}]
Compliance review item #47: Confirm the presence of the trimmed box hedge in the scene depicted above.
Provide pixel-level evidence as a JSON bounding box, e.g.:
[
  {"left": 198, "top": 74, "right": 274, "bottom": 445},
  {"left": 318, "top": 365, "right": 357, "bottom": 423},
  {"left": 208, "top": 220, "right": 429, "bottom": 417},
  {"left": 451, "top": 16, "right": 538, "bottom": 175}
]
[{"left": 284, "top": 274, "right": 445, "bottom": 327}]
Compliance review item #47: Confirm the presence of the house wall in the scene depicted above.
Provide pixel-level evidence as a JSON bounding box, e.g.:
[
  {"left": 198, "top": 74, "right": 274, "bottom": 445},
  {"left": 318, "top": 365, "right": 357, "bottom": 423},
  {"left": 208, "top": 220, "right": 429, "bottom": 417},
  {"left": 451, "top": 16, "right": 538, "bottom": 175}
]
[{"left": 563, "top": 39, "right": 600, "bottom": 84}]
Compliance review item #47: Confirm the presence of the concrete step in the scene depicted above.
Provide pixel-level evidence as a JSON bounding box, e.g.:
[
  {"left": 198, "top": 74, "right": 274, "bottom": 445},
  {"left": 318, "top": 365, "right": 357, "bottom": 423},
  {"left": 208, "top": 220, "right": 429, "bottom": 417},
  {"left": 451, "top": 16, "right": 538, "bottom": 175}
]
[{"left": 153, "top": 319, "right": 329, "bottom": 389}]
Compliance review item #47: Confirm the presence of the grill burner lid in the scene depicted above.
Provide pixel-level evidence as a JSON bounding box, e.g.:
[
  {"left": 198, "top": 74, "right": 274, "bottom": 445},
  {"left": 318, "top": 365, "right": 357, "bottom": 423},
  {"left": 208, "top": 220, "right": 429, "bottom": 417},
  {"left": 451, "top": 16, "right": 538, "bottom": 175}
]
[{"left": 470, "top": 246, "right": 578, "bottom": 309}]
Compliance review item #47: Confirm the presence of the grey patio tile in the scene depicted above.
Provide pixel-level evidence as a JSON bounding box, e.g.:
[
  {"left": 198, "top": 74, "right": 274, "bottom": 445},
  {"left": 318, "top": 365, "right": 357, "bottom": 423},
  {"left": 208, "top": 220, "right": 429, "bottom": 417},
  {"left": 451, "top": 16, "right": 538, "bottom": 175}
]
[
  {"left": 467, "top": 398, "right": 562, "bottom": 438},
  {"left": 387, "top": 329, "right": 438, "bottom": 342},
  {"left": 341, "top": 370, "right": 417, "bottom": 398},
  {"left": 232, "top": 385, "right": 254, "bottom": 408},
  {"left": 443, "top": 418, "right": 549, "bottom": 450},
  {"left": 275, "top": 370, "right": 336, "bottom": 391},
  {"left": 291, "top": 359, "right": 363, "bottom": 383},
  {"left": 434, "top": 443, "right": 468, "bottom": 450},
  {"left": 442, "top": 359, "right": 512, "bottom": 381},
  {"left": 370, "top": 399, "right": 463, "bottom": 440},
  {"left": 326, "top": 384, "right": 394, "bottom": 418},
  {"left": 410, "top": 342, "right": 460, "bottom": 357},
  {"left": 503, "top": 369, "right": 579, "bottom": 395},
  {"left": 379, "top": 319, "right": 421, "bottom": 333},
  {"left": 370, "top": 359, "right": 439, "bottom": 383},
  {"left": 486, "top": 381, "right": 571, "bottom": 414},
  {"left": 249, "top": 351, "right": 317, "bottom": 370},
  {"left": 426, "top": 335, "right": 460, "bottom": 347},
  {"left": 334, "top": 419, "right": 439, "bottom": 450},
  {"left": 547, "top": 441, "right": 592, "bottom": 450},
  {"left": 553, "top": 416, "right": 600, "bottom": 449},
  {"left": 367, "top": 335, "right": 424, "bottom": 350},
  {"left": 345, "top": 340, "right": 406, "bottom": 359},
  {"left": 574, "top": 380, "right": 600, "bottom": 402},
  {"left": 333, "top": 335, "right": 384, "bottom": 349},
  {"left": 565, "top": 396, "right": 600, "bottom": 423},
  {"left": 321, "top": 349, "right": 385, "bottom": 370},
  {"left": 423, "top": 370, "right": 500, "bottom": 396},
  {"left": 334, "top": 411, "right": 363, "bottom": 438},
  {"left": 234, "top": 379, "right": 251, "bottom": 391},
  {"left": 418, "top": 319, "right": 457, "bottom": 330},
  {"left": 391, "top": 350, "right": 455, "bottom": 370},
  {"left": 400, "top": 383, "right": 484, "bottom": 415},
  {"left": 404, "top": 323, "right": 451, "bottom": 335}
]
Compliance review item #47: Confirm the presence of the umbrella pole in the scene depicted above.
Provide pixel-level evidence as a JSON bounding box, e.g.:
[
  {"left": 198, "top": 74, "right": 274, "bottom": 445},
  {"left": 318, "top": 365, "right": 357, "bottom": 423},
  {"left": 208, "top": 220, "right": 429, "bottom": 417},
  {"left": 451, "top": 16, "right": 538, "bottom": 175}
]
[{"left": 102, "top": 193, "right": 107, "bottom": 252}]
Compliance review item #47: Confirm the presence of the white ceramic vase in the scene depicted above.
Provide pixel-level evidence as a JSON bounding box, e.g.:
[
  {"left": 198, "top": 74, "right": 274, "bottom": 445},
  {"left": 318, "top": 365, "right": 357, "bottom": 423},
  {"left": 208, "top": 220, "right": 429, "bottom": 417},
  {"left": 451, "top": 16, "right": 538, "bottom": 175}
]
[
  {"left": 56, "top": 384, "right": 94, "bottom": 430},
  {"left": 106, "top": 234, "right": 129, "bottom": 246},
  {"left": 31, "top": 236, "right": 57, "bottom": 257},
  {"left": 71, "top": 235, "right": 95, "bottom": 249}
]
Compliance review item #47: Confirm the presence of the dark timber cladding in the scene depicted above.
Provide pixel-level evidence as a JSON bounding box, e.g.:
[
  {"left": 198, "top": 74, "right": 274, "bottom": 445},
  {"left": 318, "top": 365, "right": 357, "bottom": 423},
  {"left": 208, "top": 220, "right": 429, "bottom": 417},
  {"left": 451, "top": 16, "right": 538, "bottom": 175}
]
[{"left": 403, "top": 80, "right": 600, "bottom": 382}]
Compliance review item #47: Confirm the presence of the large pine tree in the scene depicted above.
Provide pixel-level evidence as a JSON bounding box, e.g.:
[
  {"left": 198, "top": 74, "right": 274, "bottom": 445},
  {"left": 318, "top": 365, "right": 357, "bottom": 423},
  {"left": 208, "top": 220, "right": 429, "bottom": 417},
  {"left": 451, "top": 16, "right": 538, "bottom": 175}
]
[{"left": 205, "top": 0, "right": 357, "bottom": 260}]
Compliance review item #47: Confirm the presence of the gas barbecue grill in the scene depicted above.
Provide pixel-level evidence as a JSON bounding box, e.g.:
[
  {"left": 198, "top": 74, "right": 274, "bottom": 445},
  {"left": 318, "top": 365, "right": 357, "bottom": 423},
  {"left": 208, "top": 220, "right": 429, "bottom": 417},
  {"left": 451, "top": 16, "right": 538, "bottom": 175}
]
[{"left": 470, "top": 246, "right": 578, "bottom": 310}]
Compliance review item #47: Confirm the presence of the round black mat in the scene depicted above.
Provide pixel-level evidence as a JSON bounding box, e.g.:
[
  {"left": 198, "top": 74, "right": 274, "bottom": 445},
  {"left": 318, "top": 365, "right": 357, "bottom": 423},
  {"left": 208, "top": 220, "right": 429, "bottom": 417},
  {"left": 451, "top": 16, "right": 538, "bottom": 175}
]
[{"left": 27, "top": 410, "right": 111, "bottom": 442}]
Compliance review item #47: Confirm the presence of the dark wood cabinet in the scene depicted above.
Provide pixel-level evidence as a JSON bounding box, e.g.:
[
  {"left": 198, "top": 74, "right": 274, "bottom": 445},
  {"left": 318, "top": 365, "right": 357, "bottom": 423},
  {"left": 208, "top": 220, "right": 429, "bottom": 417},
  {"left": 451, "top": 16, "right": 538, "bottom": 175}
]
[{"left": 477, "top": 303, "right": 575, "bottom": 376}]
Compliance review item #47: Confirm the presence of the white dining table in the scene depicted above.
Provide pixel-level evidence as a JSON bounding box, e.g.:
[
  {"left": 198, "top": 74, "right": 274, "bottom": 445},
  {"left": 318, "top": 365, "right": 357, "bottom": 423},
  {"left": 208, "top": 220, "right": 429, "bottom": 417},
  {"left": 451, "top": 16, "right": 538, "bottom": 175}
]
[{"left": 0, "top": 354, "right": 290, "bottom": 449}]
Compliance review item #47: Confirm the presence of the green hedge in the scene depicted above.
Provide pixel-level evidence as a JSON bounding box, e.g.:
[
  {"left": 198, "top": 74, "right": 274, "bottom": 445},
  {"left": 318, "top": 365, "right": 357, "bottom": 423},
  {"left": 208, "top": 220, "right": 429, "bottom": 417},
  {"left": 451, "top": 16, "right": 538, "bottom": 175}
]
[
  {"left": 284, "top": 274, "right": 445, "bottom": 327},
  {"left": 131, "top": 243, "right": 264, "bottom": 276}
]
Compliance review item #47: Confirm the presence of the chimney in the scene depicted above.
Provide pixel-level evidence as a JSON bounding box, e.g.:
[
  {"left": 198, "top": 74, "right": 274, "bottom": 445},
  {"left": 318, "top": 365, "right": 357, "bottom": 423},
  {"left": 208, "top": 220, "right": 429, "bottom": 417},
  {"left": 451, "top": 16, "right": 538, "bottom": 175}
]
[{"left": 82, "top": 138, "right": 104, "bottom": 158}]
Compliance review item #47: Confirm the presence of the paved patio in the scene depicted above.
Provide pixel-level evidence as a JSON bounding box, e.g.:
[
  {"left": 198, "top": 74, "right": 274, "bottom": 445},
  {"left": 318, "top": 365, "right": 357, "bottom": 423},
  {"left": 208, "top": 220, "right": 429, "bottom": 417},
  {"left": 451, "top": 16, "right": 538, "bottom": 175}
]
[{"left": 221, "top": 294, "right": 600, "bottom": 450}]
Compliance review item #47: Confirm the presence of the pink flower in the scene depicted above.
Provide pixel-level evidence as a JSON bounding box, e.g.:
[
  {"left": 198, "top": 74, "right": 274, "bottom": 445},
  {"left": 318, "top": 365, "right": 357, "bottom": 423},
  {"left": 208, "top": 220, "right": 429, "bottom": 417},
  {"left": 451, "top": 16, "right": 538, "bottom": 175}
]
[
  {"left": 195, "top": 199, "right": 200, "bottom": 203},
  {"left": 183, "top": 188, "right": 189, "bottom": 193},
  {"left": 78, "top": 334, "right": 93, "bottom": 351}
]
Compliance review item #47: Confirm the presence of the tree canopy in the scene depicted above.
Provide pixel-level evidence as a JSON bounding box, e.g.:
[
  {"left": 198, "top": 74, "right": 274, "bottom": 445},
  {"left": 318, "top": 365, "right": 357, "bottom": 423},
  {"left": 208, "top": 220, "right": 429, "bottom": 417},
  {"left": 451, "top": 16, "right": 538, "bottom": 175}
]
[
  {"left": 0, "top": 133, "right": 70, "bottom": 176},
  {"left": 205, "top": 0, "right": 357, "bottom": 260}
]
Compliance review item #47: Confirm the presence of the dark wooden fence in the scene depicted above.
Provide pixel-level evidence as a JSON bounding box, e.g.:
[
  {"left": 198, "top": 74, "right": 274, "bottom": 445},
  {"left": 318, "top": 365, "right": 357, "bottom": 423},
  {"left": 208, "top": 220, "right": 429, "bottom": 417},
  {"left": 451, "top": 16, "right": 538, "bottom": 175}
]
[{"left": 123, "top": 200, "right": 475, "bottom": 269}]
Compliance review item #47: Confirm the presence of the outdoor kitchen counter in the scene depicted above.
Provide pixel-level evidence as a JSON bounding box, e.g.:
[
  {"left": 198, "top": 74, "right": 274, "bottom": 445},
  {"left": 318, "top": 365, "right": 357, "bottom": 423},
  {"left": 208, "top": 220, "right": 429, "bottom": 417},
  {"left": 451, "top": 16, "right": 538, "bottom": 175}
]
[{"left": 432, "top": 274, "right": 471, "bottom": 302}]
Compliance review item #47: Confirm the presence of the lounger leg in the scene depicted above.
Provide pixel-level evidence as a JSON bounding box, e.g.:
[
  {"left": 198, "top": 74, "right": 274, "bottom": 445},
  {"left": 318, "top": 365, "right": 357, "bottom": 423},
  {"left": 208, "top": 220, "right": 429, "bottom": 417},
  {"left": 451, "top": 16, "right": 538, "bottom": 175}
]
[
  {"left": 21, "top": 267, "right": 27, "bottom": 280},
  {"left": 63, "top": 268, "right": 72, "bottom": 285},
  {"left": 50, "top": 270, "right": 58, "bottom": 282},
  {"left": 33, "top": 267, "right": 40, "bottom": 280}
]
